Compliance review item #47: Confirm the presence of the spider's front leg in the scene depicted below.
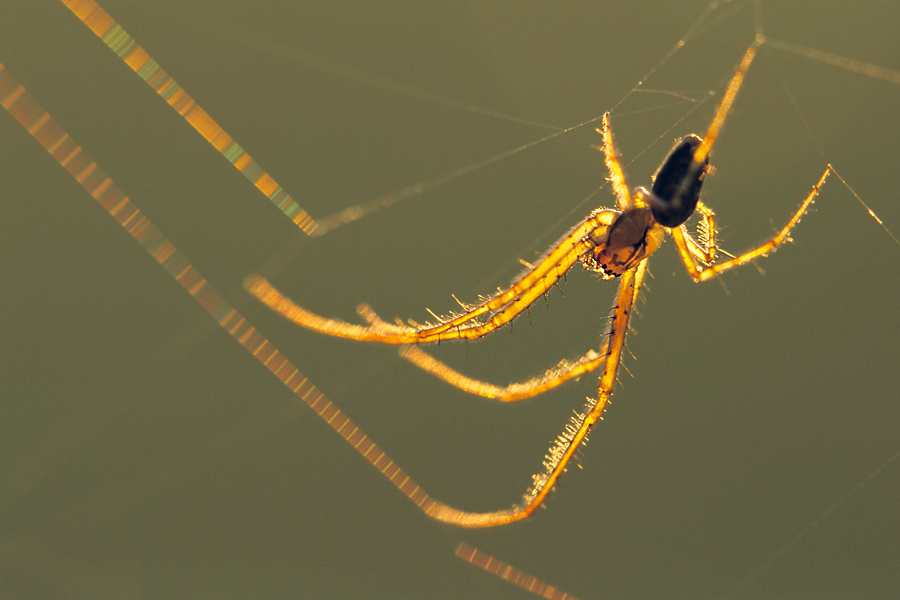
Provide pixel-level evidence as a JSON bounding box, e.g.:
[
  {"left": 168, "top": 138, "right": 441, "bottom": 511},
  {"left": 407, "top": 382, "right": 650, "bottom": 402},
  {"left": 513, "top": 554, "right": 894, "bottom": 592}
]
[{"left": 680, "top": 200, "right": 718, "bottom": 266}]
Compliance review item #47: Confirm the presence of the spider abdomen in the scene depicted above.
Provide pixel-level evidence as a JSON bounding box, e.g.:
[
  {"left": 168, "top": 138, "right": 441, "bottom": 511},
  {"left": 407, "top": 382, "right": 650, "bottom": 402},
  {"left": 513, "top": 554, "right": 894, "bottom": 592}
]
[{"left": 645, "top": 134, "right": 709, "bottom": 228}]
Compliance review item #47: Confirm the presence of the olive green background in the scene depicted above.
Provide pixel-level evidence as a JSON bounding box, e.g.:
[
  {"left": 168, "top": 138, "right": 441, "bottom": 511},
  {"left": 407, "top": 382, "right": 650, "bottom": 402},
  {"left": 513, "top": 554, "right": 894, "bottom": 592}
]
[{"left": 2, "top": 1, "right": 899, "bottom": 598}]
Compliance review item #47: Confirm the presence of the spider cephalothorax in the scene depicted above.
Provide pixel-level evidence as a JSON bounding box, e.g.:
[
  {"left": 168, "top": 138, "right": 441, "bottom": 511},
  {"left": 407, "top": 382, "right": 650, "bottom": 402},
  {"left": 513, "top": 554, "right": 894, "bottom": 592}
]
[
  {"left": 582, "top": 134, "right": 710, "bottom": 277},
  {"left": 582, "top": 206, "right": 664, "bottom": 277}
]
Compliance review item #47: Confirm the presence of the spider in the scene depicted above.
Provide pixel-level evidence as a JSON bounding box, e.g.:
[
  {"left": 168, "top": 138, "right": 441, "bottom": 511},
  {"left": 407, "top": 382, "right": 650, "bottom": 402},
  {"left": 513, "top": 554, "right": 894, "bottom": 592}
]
[{"left": 245, "top": 36, "right": 830, "bottom": 528}]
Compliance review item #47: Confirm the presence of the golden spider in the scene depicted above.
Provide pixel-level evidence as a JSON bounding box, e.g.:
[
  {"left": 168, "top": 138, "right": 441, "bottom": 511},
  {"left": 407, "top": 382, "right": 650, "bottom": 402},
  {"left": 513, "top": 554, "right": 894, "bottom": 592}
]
[{"left": 245, "top": 36, "right": 830, "bottom": 528}]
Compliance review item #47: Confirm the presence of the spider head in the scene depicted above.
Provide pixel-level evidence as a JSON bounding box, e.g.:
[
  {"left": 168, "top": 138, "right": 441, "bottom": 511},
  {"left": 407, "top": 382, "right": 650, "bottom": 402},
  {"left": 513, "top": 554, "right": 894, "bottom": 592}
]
[{"left": 640, "top": 134, "right": 709, "bottom": 228}]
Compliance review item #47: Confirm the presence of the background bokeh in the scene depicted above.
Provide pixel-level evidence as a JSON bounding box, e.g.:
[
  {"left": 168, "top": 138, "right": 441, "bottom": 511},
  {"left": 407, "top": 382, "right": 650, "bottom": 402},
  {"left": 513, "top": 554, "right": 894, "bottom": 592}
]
[{"left": 2, "top": 1, "right": 899, "bottom": 598}]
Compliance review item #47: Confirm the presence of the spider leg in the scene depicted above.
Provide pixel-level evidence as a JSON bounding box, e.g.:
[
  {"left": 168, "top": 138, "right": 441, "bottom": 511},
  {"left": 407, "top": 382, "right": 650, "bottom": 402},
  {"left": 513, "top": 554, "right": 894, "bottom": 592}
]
[
  {"left": 423, "top": 259, "right": 645, "bottom": 527},
  {"left": 666, "top": 38, "right": 762, "bottom": 224},
  {"left": 596, "top": 113, "right": 632, "bottom": 210},
  {"left": 679, "top": 200, "right": 718, "bottom": 266},
  {"left": 245, "top": 209, "right": 617, "bottom": 344},
  {"left": 671, "top": 167, "right": 830, "bottom": 281},
  {"left": 397, "top": 342, "right": 610, "bottom": 401},
  {"left": 695, "top": 36, "right": 763, "bottom": 165}
]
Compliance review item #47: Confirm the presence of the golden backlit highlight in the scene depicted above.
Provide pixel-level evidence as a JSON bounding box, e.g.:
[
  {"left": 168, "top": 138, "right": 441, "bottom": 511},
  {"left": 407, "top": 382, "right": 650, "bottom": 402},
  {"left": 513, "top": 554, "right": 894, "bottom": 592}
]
[{"left": 60, "top": 0, "right": 317, "bottom": 234}]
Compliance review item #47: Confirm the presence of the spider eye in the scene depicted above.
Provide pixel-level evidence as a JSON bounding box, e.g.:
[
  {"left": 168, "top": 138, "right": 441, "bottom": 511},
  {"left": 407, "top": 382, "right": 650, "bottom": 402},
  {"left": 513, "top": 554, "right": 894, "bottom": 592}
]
[{"left": 647, "top": 135, "right": 708, "bottom": 227}]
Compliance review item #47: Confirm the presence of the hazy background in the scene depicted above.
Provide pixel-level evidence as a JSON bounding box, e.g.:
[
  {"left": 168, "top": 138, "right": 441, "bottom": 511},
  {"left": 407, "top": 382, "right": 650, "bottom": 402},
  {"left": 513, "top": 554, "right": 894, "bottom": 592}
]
[{"left": 2, "top": 1, "right": 899, "bottom": 598}]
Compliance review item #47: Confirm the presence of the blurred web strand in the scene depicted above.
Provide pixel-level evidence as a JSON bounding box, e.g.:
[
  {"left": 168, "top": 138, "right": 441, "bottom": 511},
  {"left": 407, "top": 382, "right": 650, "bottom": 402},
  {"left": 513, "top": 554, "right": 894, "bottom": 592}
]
[
  {"left": 149, "top": 1, "right": 564, "bottom": 131},
  {"left": 455, "top": 543, "right": 581, "bottom": 600},
  {"left": 310, "top": 123, "right": 601, "bottom": 236},
  {"left": 828, "top": 165, "right": 900, "bottom": 247},
  {"left": 0, "top": 61, "right": 455, "bottom": 524},
  {"left": 59, "top": 0, "right": 318, "bottom": 235},
  {"left": 767, "top": 38, "right": 900, "bottom": 85}
]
